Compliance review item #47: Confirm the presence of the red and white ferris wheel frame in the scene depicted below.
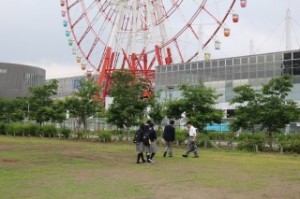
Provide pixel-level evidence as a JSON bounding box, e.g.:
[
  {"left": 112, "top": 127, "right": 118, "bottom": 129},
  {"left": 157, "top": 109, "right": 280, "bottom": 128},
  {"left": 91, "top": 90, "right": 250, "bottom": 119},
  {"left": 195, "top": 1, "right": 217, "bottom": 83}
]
[{"left": 61, "top": 0, "right": 243, "bottom": 99}]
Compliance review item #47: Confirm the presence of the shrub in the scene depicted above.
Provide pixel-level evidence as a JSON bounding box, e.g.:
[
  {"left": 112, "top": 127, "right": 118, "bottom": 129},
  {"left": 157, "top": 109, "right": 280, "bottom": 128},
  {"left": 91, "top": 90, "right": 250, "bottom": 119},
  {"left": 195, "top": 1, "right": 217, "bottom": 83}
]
[
  {"left": 0, "top": 123, "right": 6, "bottom": 135},
  {"left": 40, "top": 125, "right": 57, "bottom": 137},
  {"left": 60, "top": 127, "right": 71, "bottom": 139},
  {"left": 6, "top": 123, "right": 23, "bottom": 136},
  {"left": 22, "top": 123, "right": 40, "bottom": 136},
  {"left": 237, "top": 133, "right": 266, "bottom": 152},
  {"left": 282, "top": 141, "right": 300, "bottom": 153},
  {"left": 176, "top": 129, "right": 188, "bottom": 144},
  {"left": 98, "top": 130, "right": 112, "bottom": 142},
  {"left": 197, "top": 133, "right": 213, "bottom": 148}
]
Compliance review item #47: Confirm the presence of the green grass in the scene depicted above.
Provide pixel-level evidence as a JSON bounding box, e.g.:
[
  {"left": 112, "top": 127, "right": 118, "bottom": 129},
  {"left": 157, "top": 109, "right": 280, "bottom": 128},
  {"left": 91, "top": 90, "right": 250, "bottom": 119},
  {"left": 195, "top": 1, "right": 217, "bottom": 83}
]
[{"left": 0, "top": 136, "right": 300, "bottom": 199}]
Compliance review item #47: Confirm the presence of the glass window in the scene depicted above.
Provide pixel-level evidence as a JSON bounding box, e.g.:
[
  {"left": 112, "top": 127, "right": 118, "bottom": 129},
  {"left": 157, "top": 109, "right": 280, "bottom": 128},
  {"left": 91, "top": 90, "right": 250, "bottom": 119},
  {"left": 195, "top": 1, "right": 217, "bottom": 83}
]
[
  {"left": 179, "top": 65, "right": 184, "bottom": 70},
  {"left": 241, "top": 72, "right": 248, "bottom": 79},
  {"left": 283, "top": 60, "right": 292, "bottom": 68},
  {"left": 275, "top": 53, "right": 282, "bottom": 61},
  {"left": 250, "top": 56, "right": 257, "bottom": 64},
  {"left": 212, "top": 60, "right": 218, "bottom": 67},
  {"left": 192, "top": 63, "right": 197, "bottom": 70},
  {"left": 234, "top": 73, "right": 241, "bottom": 80},
  {"left": 198, "top": 62, "right": 204, "bottom": 69},
  {"left": 249, "top": 71, "right": 256, "bottom": 79},
  {"left": 167, "top": 66, "right": 172, "bottom": 72},
  {"left": 293, "top": 51, "right": 300, "bottom": 59},
  {"left": 234, "top": 58, "right": 240, "bottom": 65},
  {"left": 173, "top": 65, "right": 178, "bottom": 71},
  {"left": 218, "top": 73, "right": 225, "bottom": 81},
  {"left": 258, "top": 55, "right": 265, "bottom": 63},
  {"left": 219, "top": 60, "right": 225, "bottom": 66},
  {"left": 226, "top": 66, "right": 233, "bottom": 73},
  {"left": 266, "top": 70, "right": 274, "bottom": 78},
  {"left": 284, "top": 52, "right": 292, "bottom": 60},
  {"left": 293, "top": 68, "right": 300, "bottom": 76},
  {"left": 234, "top": 65, "right": 240, "bottom": 73},
  {"left": 266, "top": 54, "right": 274, "bottom": 62},
  {"left": 161, "top": 66, "right": 166, "bottom": 72},
  {"left": 226, "top": 73, "right": 233, "bottom": 80},
  {"left": 186, "top": 63, "right": 191, "bottom": 70},
  {"left": 242, "top": 57, "right": 248, "bottom": 64},
  {"left": 293, "top": 60, "right": 300, "bottom": 68},
  {"left": 205, "top": 62, "right": 211, "bottom": 68},
  {"left": 219, "top": 67, "right": 225, "bottom": 74},
  {"left": 241, "top": 65, "right": 249, "bottom": 72},
  {"left": 265, "top": 62, "right": 274, "bottom": 70},
  {"left": 205, "top": 68, "right": 211, "bottom": 75},
  {"left": 257, "top": 63, "right": 265, "bottom": 71},
  {"left": 211, "top": 67, "right": 218, "bottom": 74},
  {"left": 257, "top": 70, "right": 265, "bottom": 78},
  {"left": 283, "top": 68, "right": 292, "bottom": 75},
  {"left": 226, "top": 59, "right": 232, "bottom": 66},
  {"left": 198, "top": 69, "right": 204, "bottom": 75}
]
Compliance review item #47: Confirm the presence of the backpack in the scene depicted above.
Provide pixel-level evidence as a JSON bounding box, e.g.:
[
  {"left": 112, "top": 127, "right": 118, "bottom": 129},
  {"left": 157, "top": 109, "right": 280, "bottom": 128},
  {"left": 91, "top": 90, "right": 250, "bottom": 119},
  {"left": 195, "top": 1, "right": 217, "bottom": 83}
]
[
  {"left": 133, "top": 129, "right": 143, "bottom": 143},
  {"left": 142, "top": 127, "right": 151, "bottom": 146}
]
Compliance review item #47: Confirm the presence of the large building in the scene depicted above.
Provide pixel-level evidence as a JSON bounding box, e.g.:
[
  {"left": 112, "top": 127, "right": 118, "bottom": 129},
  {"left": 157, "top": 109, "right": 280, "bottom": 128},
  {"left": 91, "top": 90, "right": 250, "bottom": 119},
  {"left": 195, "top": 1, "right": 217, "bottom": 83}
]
[
  {"left": 0, "top": 63, "right": 45, "bottom": 99},
  {"left": 155, "top": 49, "right": 300, "bottom": 116}
]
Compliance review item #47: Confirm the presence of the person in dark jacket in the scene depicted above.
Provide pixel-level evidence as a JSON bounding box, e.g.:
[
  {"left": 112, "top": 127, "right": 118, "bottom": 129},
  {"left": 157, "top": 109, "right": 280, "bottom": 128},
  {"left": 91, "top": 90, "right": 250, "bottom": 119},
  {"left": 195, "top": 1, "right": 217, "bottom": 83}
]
[
  {"left": 135, "top": 123, "right": 146, "bottom": 164},
  {"left": 163, "top": 120, "right": 175, "bottom": 157},
  {"left": 148, "top": 122, "right": 157, "bottom": 163}
]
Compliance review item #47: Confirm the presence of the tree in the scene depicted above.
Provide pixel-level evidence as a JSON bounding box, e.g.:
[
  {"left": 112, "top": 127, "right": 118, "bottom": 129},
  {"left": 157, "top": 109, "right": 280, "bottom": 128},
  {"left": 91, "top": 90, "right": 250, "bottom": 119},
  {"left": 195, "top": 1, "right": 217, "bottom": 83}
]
[
  {"left": 165, "top": 83, "right": 223, "bottom": 131},
  {"left": 148, "top": 94, "right": 165, "bottom": 127},
  {"left": 65, "top": 77, "right": 103, "bottom": 131},
  {"left": 229, "top": 85, "right": 261, "bottom": 133},
  {"left": 231, "top": 75, "right": 300, "bottom": 150},
  {"left": 106, "top": 70, "right": 150, "bottom": 129},
  {"left": 51, "top": 100, "right": 67, "bottom": 125},
  {"left": 0, "top": 97, "right": 25, "bottom": 123},
  {"left": 29, "top": 80, "right": 59, "bottom": 125}
]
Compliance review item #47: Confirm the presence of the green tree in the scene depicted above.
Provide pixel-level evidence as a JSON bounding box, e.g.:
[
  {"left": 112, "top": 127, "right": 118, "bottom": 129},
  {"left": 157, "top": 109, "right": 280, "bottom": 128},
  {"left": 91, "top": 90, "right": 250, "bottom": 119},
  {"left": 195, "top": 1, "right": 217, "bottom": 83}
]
[
  {"left": 51, "top": 100, "right": 67, "bottom": 125},
  {"left": 165, "top": 83, "right": 223, "bottom": 131},
  {"left": 0, "top": 97, "right": 25, "bottom": 122},
  {"left": 229, "top": 85, "right": 261, "bottom": 133},
  {"left": 106, "top": 70, "right": 150, "bottom": 129},
  {"left": 231, "top": 75, "right": 300, "bottom": 150},
  {"left": 148, "top": 94, "right": 165, "bottom": 126},
  {"left": 65, "top": 77, "right": 102, "bottom": 131},
  {"left": 29, "top": 80, "right": 58, "bottom": 125}
]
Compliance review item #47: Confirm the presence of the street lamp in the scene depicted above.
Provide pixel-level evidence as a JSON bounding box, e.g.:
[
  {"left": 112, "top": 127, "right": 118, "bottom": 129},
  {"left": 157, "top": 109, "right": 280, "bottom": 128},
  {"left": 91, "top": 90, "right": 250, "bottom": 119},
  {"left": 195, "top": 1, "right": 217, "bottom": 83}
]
[{"left": 27, "top": 102, "right": 30, "bottom": 121}]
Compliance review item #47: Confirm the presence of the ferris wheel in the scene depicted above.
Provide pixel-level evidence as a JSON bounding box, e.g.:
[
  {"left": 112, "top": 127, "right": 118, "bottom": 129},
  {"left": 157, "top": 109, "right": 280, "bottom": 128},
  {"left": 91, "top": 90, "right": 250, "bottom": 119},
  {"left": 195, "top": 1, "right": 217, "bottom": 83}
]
[{"left": 60, "top": 0, "right": 247, "bottom": 99}]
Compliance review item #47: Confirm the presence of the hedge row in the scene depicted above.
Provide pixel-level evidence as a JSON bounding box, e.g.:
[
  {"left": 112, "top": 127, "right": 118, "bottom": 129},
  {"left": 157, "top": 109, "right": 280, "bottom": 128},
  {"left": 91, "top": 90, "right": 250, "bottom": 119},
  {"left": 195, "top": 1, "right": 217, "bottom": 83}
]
[{"left": 1, "top": 123, "right": 300, "bottom": 153}]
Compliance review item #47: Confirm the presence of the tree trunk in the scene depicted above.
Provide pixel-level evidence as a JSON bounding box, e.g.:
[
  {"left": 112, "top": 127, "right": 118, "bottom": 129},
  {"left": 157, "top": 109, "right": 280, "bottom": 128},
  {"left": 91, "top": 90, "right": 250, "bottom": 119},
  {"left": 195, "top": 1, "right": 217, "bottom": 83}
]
[{"left": 268, "top": 129, "right": 273, "bottom": 151}]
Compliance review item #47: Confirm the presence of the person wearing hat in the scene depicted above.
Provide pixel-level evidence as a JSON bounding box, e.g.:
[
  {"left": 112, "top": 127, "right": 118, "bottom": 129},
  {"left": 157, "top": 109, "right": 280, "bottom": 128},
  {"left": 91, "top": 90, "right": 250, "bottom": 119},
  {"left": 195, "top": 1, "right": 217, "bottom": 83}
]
[{"left": 182, "top": 121, "right": 199, "bottom": 158}]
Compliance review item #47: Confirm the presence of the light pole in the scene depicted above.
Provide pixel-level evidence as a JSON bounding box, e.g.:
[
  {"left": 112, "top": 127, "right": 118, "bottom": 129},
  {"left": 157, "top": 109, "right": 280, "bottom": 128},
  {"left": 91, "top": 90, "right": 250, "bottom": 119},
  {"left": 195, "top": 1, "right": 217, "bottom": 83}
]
[{"left": 27, "top": 102, "right": 30, "bottom": 121}]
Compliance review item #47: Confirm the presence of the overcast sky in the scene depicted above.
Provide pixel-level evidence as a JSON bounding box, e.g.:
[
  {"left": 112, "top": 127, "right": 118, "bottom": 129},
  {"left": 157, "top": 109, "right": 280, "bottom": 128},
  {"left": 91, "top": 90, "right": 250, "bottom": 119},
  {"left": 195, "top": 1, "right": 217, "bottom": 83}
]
[{"left": 0, "top": 0, "right": 300, "bottom": 79}]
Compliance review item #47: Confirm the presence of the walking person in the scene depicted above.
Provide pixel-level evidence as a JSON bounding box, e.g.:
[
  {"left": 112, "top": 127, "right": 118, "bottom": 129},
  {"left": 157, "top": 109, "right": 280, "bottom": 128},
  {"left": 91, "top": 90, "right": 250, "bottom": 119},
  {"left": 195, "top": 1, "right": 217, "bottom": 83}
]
[
  {"left": 142, "top": 123, "right": 152, "bottom": 163},
  {"left": 148, "top": 122, "right": 158, "bottom": 162},
  {"left": 163, "top": 120, "right": 175, "bottom": 157},
  {"left": 182, "top": 121, "right": 199, "bottom": 158},
  {"left": 134, "top": 123, "right": 146, "bottom": 164}
]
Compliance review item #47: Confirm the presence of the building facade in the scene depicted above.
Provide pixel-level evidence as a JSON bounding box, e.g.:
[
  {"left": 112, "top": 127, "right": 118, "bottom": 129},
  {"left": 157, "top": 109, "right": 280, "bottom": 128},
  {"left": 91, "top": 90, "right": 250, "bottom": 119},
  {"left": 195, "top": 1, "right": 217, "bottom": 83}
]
[
  {"left": 0, "top": 63, "right": 45, "bottom": 99},
  {"left": 155, "top": 50, "right": 300, "bottom": 115}
]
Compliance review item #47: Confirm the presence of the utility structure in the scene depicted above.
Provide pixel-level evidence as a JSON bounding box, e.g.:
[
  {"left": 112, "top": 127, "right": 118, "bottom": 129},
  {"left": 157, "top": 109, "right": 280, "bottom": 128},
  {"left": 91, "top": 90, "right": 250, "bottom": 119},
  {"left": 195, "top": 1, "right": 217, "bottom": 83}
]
[{"left": 60, "top": 0, "right": 247, "bottom": 101}]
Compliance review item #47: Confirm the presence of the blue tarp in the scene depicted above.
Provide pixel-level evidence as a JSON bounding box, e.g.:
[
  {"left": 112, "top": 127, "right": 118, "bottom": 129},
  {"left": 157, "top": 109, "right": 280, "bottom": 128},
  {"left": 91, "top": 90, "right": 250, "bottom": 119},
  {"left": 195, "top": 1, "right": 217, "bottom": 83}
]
[{"left": 204, "top": 122, "right": 230, "bottom": 132}]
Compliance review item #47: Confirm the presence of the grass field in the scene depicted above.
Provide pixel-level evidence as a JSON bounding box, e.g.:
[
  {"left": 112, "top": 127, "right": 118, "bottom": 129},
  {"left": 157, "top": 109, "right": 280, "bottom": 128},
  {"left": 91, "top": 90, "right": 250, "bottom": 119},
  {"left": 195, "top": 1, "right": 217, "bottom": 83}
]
[{"left": 0, "top": 136, "right": 300, "bottom": 199}]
